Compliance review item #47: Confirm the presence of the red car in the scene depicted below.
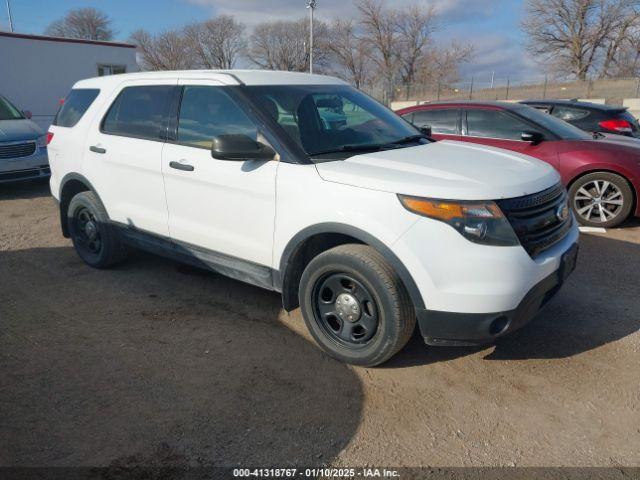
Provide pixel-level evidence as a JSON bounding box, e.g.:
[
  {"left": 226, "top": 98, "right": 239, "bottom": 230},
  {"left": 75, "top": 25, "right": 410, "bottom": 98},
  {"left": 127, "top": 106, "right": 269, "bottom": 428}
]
[{"left": 397, "top": 101, "right": 640, "bottom": 228}]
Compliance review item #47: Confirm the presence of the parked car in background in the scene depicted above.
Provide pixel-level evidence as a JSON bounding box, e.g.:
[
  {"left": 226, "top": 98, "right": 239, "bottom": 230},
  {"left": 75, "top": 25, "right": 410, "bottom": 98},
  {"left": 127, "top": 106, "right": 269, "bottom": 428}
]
[
  {"left": 520, "top": 99, "right": 640, "bottom": 139},
  {"left": 397, "top": 101, "right": 640, "bottom": 228},
  {"left": 47, "top": 71, "right": 579, "bottom": 366},
  {"left": 0, "top": 94, "right": 49, "bottom": 183}
]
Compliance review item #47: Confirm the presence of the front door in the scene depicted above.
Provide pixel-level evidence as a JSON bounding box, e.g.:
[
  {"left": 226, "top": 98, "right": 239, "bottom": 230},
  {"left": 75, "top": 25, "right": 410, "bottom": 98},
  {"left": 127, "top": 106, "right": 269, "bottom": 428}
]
[
  {"left": 161, "top": 80, "right": 278, "bottom": 275},
  {"left": 461, "top": 108, "right": 560, "bottom": 169}
]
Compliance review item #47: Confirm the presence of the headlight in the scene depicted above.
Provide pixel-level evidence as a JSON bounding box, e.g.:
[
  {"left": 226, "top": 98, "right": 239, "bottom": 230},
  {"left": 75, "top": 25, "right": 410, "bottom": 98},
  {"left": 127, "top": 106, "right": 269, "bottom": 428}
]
[
  {"left": 36, "top": 135, "right": 47, "bottom": 148},
  {"left": 398, "top": 195, "right": 520, "bottom": 246}
]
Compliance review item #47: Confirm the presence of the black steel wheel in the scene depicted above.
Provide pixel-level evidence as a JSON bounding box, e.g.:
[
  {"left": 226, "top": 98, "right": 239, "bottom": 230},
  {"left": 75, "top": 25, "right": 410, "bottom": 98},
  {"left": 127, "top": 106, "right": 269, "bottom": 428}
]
[
  {"left": 73, "top": 207, "right": 103, "bottom": 256},
  {"left": 299, "top": 244, "right": 415, "bottom": 366},
  {"left": 313, "top": 273, "right": 380, "bottom": 348},
  {"left": 68, "top": 191, "right": 127, "bottom": 268}
]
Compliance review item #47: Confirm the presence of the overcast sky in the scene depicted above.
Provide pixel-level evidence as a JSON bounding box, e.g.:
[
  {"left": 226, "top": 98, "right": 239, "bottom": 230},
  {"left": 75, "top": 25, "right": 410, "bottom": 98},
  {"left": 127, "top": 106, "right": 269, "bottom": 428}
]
[{"left": 2, "top": 0, "right": 544, "bottom": 85}]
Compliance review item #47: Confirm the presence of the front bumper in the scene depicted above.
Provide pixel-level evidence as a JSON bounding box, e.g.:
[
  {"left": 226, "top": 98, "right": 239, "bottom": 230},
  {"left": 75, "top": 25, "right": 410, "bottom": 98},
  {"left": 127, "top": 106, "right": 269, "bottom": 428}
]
[
  {"left": 417, "top": 243, "right": 579, "bottom": 346},
  {"left": 0, "top": 149, "right": 50, "bottom": 184}
]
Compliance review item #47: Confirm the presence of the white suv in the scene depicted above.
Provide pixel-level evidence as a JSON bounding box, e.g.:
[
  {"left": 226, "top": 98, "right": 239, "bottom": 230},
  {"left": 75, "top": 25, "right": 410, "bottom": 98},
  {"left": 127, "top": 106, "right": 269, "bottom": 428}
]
[{"left": 48, "top": 70, "right": 579, "bottom": 366}]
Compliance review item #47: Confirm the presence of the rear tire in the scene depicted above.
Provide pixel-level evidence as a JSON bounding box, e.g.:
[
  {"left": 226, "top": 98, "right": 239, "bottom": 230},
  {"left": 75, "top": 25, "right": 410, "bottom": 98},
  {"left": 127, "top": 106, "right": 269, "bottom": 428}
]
[
  {"left": 569, "top": 172, "right": 633, "bottom": 228},
  {"left": 67, "top": 191, "right": 127, "bottom": 268},
  {"left": 299, "top": 244, "right": 415, "bottom": 367}
]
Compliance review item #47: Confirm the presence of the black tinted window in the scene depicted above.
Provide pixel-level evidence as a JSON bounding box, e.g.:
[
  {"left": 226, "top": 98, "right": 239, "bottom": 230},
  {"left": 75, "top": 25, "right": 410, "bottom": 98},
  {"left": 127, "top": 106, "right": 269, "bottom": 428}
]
[
  {"left": 177, "top": 86, "right": 257, "bottom": 149},
  {"left": 411, "top": 109, "right": 459, "bottom": 134},
  {"left": 466, "top": 109, "right": 530, "bottom": 140},
  {"left": 102, "top": 86, "right": 174, "bottom": 140},
  {"left": 54, "top": 89, "right": 99, "bottom": 127},
  {"left": 552, "top": 106, "right": 590, "bottom": 121}
]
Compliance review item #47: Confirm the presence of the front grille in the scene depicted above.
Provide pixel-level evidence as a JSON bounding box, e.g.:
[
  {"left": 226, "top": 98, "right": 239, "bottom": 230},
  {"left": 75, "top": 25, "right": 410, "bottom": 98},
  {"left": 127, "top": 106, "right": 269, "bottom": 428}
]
[
  {"left": 496, "top": 183, "right": 572, "bottom": 258},
  {"left": 0, "top": 142, "right": 37, "bottom": 159}
]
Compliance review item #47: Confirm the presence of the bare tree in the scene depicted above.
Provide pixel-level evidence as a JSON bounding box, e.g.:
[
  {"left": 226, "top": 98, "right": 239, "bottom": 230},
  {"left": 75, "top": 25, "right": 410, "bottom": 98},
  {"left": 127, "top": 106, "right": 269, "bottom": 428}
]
[
  {"left": 184, "top": 16, "right": 247, "bottom": 69},
  {"left": 396, "top": 4, "right": 438, "bottom": 99},
  {"left": 45, "top": 8, "right": 114, "bottom": 41},
  {"left": 356, "top": 0, "right": 399, "bottom": 103},
  {"left": 129, "top": 29, "right": 196, "bottom": 71},
  {"left": 600, "top": 5, "right": 640, "bottom": 76},
  {"left": 522, "top": 0, "right": 640, "bottom": 80},
  {"left": 415, "top": 41, "right": 474, "bottom": 86},
  {"left": 327, "top": 19, "right": 371, "bottom": 88},
  {"left": 249, "top": 18, "right": 329, "bottom": 72}
]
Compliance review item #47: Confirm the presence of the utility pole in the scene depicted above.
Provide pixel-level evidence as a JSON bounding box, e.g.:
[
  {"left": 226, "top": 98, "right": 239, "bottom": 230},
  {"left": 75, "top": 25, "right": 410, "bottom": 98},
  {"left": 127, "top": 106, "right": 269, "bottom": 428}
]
[
  {"left": 6, "top": 0, "right": 14, "bottom": 32},
  {"left": 306, "top": 0, "right": 317, "bottom": 74},
  {"left": 490, "top": 71, "right": 495, "bottom": 89}
]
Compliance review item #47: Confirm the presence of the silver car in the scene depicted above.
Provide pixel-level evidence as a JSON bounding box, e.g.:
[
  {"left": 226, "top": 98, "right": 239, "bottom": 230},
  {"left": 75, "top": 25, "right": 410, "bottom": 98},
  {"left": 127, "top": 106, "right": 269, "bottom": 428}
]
[{"left": 0, "top": 95, "right": 49, "bottom": 183}]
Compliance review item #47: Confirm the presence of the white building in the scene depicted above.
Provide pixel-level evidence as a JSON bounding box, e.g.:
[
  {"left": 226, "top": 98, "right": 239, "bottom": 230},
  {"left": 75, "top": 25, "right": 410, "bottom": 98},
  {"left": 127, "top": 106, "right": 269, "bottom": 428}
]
[{"left": 0, "top": 31, "right": 138, "bottom": 129}]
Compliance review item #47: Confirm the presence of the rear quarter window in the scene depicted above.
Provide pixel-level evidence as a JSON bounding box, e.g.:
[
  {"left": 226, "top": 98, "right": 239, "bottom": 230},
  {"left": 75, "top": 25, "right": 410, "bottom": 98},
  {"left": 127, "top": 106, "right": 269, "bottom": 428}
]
[
  {"left": 551, "top": 106, "right": 590, "bottom": 121},
  {"left": 53, "top": 89, "right": 100, "bottom": 127}
]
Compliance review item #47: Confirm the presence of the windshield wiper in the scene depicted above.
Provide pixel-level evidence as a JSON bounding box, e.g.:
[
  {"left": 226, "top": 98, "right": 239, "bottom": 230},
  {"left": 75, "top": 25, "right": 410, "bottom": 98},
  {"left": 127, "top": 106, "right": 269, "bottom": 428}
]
[
  {"left": 309, "top": 135, "right": 430, "bottom": 157},
  {"left": 385, "top": 134, "right": 429, "bottom": 146},
  {"left": 308, "top": 144, "right": 383, "bottom": 156}
]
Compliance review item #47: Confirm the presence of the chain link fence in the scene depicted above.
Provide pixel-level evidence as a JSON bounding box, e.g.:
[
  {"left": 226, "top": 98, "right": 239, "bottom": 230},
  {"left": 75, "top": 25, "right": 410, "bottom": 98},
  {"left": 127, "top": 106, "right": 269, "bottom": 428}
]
[{"left": 387, "top": 76, "right": 640, "bottom": 106}]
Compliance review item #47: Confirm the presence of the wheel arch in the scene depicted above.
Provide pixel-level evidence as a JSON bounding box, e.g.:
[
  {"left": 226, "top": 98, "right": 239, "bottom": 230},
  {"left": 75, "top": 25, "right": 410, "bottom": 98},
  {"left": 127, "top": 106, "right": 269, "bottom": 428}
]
[
  {"left": 58, "top": 173, "right": 104, "bottom": 237},
  {"left": 277, "top": 223, "right": 425, "bottom": 312}
]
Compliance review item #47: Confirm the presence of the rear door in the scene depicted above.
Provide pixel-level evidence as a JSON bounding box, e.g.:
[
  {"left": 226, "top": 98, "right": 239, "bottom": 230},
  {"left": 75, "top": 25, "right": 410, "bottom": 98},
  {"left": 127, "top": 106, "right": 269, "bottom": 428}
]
[
  {"left": 84, "top": 79, "right": 177, "bottom": 236},
  {"left": 401, "top": 108, "right": 461, "bottom": 141},
  {"left": 161, "top": 79, "right": 278, "bottom": 273},
  {"left": 461, "top": 107, "right": 560, "bottom": 169}
]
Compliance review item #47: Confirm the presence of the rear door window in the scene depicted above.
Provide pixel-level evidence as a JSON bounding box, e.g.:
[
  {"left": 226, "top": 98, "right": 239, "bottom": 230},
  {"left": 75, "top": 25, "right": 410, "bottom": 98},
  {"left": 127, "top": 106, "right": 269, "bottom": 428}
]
[
  {"left": 410, "top": 109, "right": 459, "bottom": 134},
  {"left": 53, "top": 89, "right": 100, "bottom": 127},
  {"left": 102, "top": 85, "right": 175, "bottom": 141}
]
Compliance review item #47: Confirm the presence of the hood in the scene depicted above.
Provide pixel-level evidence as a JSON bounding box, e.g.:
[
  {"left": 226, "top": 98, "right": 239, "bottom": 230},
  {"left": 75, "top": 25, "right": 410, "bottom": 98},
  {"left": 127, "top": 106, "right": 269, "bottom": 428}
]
[
  {"left": 315, "top": 140, "right": 560, "bottom": 201},
  {"left": 0, "top": 119, "right": 44, "bottom": 142}
]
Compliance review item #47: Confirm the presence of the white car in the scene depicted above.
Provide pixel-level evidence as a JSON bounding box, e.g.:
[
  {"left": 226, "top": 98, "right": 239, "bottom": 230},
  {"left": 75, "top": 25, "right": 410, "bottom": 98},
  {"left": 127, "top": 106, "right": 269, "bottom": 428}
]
[{"left": 47, "top": 70, "right": 579, "bottom": 366}]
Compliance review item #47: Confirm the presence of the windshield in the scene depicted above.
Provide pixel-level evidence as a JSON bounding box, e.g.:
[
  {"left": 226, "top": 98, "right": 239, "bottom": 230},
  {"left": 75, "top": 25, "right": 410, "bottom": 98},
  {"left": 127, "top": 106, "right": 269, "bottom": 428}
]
[
  {"left": 0, "top": 96, "right": 24, "bottom": 121},
  {"left": 514, "top": 105, "right": 591, "bottom": 140},
  {"left": 243, "top": 85, "right": 422, "bottom": 157}
]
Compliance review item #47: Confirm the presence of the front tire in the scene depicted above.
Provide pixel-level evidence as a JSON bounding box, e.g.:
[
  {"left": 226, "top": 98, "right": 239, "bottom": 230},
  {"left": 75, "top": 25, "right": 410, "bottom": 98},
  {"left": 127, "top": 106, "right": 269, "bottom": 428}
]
[
  {"left": 299, "top": 244, "right": 415, "bottom": 366},
  {"left": 569, "top": 172, "right": 633, "bottom": 228},
  {"left": 67, "top": 191, "right": 127, "bottom": 268}
]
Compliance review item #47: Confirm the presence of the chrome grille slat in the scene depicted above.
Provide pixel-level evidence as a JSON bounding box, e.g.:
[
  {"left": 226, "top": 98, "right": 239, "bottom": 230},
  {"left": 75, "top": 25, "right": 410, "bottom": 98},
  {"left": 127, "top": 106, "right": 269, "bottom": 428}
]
[{"left": 0, "top": 142, "right": 37, "bottom": 159}]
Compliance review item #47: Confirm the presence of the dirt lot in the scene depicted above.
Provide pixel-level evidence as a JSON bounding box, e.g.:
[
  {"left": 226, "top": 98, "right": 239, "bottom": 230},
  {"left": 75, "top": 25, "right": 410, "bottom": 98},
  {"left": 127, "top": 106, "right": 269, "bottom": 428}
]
[{"left": 1, "top": 181, "right": 639, "bottom": 469}]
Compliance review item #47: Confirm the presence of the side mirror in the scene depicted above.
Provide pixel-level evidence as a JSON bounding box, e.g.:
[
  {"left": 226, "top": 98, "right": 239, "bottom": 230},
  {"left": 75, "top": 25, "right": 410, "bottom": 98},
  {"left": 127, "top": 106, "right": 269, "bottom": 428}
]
[
  {"left": 211, "top": 134, "right": 276, "bottom": 161},
  {"left": 419, "top": 125, "right": 432, "bottom": 137},
  {"left": 22, "top": 110, "right": 32, "bottom": 119},
  {"left": 521, "top": 131, "right": 543, "bottom": 144}
]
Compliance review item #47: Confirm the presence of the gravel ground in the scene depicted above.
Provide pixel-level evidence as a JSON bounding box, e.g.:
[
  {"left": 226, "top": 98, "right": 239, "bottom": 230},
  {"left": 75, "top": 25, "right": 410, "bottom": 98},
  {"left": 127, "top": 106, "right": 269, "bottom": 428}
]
[{"left": 1, "top": 181, "right": 639, "bottom": 469}]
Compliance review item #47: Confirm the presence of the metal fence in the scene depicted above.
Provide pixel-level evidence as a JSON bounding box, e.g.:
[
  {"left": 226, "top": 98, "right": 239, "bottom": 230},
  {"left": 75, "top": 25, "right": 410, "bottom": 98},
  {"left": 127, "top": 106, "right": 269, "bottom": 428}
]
[{"left": 390, "top": 76, "right": 640, "bottom": 105}]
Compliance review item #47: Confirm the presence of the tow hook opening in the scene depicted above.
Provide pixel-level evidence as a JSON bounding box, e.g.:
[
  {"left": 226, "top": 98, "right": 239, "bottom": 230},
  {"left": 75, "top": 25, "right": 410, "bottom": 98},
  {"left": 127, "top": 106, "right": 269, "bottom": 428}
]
[{"left": 489, "top": 315, "right": 510, "bottom": 336}]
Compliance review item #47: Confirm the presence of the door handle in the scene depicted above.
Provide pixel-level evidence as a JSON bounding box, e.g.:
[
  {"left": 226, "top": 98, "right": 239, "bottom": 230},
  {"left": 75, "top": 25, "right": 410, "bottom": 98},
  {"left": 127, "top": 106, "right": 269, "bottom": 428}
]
[
  {"left": 169, "top": 161, "right": 195, "bottom": 172},
  {"left": 90, "top": 145, "right": 106, "bottom": 154}
]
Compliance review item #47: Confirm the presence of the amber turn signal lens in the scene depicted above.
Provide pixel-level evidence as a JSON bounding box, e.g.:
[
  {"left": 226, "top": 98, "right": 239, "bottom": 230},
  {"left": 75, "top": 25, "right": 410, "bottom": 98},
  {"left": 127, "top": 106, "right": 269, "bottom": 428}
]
[{"left": 398, "top": 195, "right": 504, "bottom": 221}]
